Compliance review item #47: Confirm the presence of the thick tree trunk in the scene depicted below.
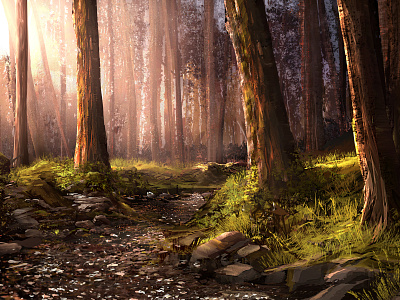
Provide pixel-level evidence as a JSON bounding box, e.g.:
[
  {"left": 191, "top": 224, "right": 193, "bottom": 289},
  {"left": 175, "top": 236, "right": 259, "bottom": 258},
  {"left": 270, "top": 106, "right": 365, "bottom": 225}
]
[
  {"left": 225, "top": 0, "right": 295, "bottom": 186},
  {"left": 73, "top": 0, "right": 110, "bottom": 169},
  {"left": 149, "top": 0, "right": 161, "bottom": 162},
  {"left": 387, "top": 0, "right": 400, "bottom": 155},
  {"left": 302, "top": 0, "right": 324, "bottom": 151},
  {"left": 338, "top": 0, "right": 400, "bottom": 238},
  {"left": 13, "top": 0, "right": 29, "bottom": 167},
  {"left": 205, "top": 0, "right": 216, "bottom": 162},
  {"left": 31, "top": 2, "right": 70, "bottom": 157}
]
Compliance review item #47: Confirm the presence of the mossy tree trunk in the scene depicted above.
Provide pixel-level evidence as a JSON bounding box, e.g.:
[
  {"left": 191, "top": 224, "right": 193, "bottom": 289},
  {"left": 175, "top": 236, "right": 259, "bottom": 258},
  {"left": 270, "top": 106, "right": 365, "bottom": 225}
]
[
  {"left": 338, "top": 0, "right": 400, "bottom": 238},
  {"left": 225, "top": 0, "right": 295, "bottom": 186},
  {"left": 73, "top": 0, "right": 110, "bottom": 170},
  {"left": 13, "top": 0, "right": 29, "bottom": 167}
]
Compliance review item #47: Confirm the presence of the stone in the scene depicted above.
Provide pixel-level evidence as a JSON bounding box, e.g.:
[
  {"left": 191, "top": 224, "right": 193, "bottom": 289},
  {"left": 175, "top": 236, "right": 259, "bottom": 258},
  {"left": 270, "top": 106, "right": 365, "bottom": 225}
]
[
  {"left": 288, "top": 262, "right": 336, "bottom": 292},
  {"left": 215, "top": 263, "right": 261, "bottom": 284},
  {"left": 15, "top": 237, "right": 42, "bottom": 248},
  {"left": 25, "top": 229, "right": 43, "bottom": 238},
  {"left": 237, "top": 244, "right": 260, "bottom": 257},
  {"left": 177, "top": 232, "right": 205, "bottom": 248},
  {"left": 307, "top": 279, "right": 370, "bottom": 300},
  {"left": 0, "top": 242, "right": 22, "bottom": 256},
  {"left": 190, "top": 231, "right": 247, "bottom": 262},
  {"left": 325, "top": 266, "right": 376, "bottom": 284},
  {"left": 225, "top": 239, "right": 251, "bottom": 253},
  {"left": 25, "top": 180, "right": 72, "bottom": 207},
  {"left": 0, "top": 152, "right": 10, "bottom": 175},
  {"left": 74, "top": 196, "right": 112, "bottom": 212},
  {"left": 93, "top": 215, "right": 111, "bottom": 226},
  {"left": 12, "top": 208, "right": 39, "bottom": 230},
  {"left": 75, "top": 220, "right": 95, "bottom": 229},
  {"left": 263, "top": 270, "right": 287, "bottom": 285}
]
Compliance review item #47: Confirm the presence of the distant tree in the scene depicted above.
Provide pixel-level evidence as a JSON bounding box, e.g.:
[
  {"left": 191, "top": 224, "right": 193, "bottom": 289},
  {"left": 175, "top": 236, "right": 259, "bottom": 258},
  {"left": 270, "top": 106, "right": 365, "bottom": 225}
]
[
  {"left": 73, "top": 0, "right": 110, "bottom": 169},
  {"left": 338, "top": 0, "right": 400, "bottom": 238},
  {"left": 225, "top": 0, "right": 295, "bottom": 186},
  {"left": 149, "top": 0, "right": 161, "bottom": 162},
  {"left": 59, "top": 0, "right": 67, "bottom": 157},
  {"left": 107, "top": 0, "right": 115, "bottom": 158},
  {"left": 13, "top": 0, "right": 29, "bottom": 167}
]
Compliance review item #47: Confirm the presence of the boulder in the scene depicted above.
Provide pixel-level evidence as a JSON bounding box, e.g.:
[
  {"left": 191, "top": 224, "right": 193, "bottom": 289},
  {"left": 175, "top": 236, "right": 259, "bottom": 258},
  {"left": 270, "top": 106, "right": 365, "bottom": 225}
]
[
  {"left": 0, "top": 242, "right": 22, "bottom": 256},
  {"left": 75, "top": 220, "right": 95, "bottom": 229},
  {"left": 287, "top": 262, "right": 336, "bottom": 291},
  {"left": 15, "top": 237, "right": 42, "bottom": 248},
  {"left": 325, "top": 266, "right": 376, "bottom": 284},
  {"left": 0, "top": 153, "right": 10, "bottom": 175},
  {"left": 25, "top": 180, "right": 71, "bottom": 207},
  {"left": 74, "top": 196, "right": 112, "bottom": 212},
  {"left": 307, "top": 279, "right": 370, "bottom": 300},
  {"left": 237, "top": 244, "right": 270, "bottom": 272},
  {"left": 237, "top": 244, "right": 260, "bottom": 257},
  {"left": 25, "top": 229, "right": 43, "bottom": 238},
  {"left": 262, "top": 270, "right": 287, "bottom": 285},
  {"left": 12, "top": 208, "right": 39, "bottom": 230},
  {"left": 215, "top": 263, "right": 261, "bottom": 284}
]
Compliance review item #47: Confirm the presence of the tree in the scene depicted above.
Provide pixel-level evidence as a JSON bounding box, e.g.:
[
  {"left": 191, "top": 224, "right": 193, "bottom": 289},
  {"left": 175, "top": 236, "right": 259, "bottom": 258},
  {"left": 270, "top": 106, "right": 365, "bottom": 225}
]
[
  {"left": 225, "top": 0, "right": 295, "bottom": 186},
  {"left": 59, "top": 0, "right": 67, "bottom": 157},
  {"left": 205, "top": 0, "right": 216, "bottom": 162},
  {"left": 107, "top": 0, "right": 115, "bottom": 158},
  {"left": 300, "top": 0, "right": 324, "bottom": 151},
  {"left": 13, "top": 0, "right": 29, "bottom": 167},
  {"left": 73, "top": 0, "right": 110, "bottom": 169},
  {"left": 337, "top": 0, "right": 400, "bottom": 237},
  {"left": 149, "top": 0, "right": 161, "bottom": 162}
]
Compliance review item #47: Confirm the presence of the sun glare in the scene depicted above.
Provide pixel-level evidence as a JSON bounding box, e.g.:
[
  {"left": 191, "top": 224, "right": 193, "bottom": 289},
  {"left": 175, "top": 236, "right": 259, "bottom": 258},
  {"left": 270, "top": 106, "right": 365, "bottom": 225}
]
[{"left": 0, "top": 4, "right": 9, "bottom": 56}]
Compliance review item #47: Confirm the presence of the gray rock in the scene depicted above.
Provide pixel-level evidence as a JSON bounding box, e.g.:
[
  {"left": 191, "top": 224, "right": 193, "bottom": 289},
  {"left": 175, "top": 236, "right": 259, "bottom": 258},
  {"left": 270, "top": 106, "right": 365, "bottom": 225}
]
[
  {"left": 177, "top": 232, "right": 205, "bottom": 248},
  {"left": 0, "top": 242, "right": 22, "bottom": 256},
  {"left": 74, "top": 196, "right": 111, "bottom": 212},
  {"left": 215, "top": 263, "right": 261, "bottom": 284},
  {"left": 12, "top": 208, "right": 39, "bottom": 230},
  {"left": 75, "top": 220, "right": 95, "bottom": 229},
  {"left": 237, "top": 244, "right": 260, "bottom": 257},
  {"left": 225, "top": 239, "right": 251, "bottom": 253},
  {"left": 307, "top": 279, "right": 370, "bottom": 300},
  {"left": 288, "top": 262, "right": 336, "bottom": 291},
  {"left": 25, "top": 229, "right": 43, "bottom": 238},
  {"left": 325, "top": 266, "right": 376, "bottom": 284},
  {"left": 263, "top": 270, "right": 287, "bottom": 284},
  {"left": 93, "top": 215, "right": 111, "bottom": 226},
  {"left": 15, "top": 237, "right": 42, "bottom": 248}
]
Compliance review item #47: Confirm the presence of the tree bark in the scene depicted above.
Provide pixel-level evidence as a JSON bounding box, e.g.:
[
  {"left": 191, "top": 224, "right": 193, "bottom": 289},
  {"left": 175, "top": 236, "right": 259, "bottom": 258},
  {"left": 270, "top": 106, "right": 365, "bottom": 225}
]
[
  {"left": 13, "top": 0, "right": 29, "bottom": 167},
  {"left": 225, "top": 0, "right": 295, "bottom": 186},
  {"left": 73, "top": 0, "right": 110, "bottom": 169},
  {"left": 60, "top": 0, "right": 67, "bottom": 157},
  {"left": 338, "top": 0, "right": 400, "bottom": 238},
  {"left": 107, "top": 0, "right": 115, "bottom": 158},
  {"left": 205, "top": 0, "right": 216, "bottom": 162}
]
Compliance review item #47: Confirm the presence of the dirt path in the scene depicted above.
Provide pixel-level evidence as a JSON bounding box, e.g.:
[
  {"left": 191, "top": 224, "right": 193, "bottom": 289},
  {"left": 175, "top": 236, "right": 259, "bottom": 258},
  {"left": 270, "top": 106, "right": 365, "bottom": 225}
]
[{"left": 0, "top": 193, "right": 289, "bottom": 300}]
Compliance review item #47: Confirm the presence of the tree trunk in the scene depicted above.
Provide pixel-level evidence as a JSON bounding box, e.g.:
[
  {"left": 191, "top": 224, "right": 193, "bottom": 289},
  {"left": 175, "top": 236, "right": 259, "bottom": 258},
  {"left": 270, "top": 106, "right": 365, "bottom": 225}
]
[
  {"left": 387, "top": 0, "right": 400, "bottom": 156},
  {"left": 73, "top": 0, "right": 110, "bottom": 169},
  {"left": 225, "top": 0, "right": 295, "bottom": 186},
  {"left": 60, "top": 0, "right": 67, "bottom": 157},
  {"left": 122, "top": 0, "right": 137, "bottom": 159},
  {"left": 31, "top": 1, "right": 71, "bottom": 157},
  {"left": 338, "top": 0, "right": 400, "bottom": 238},
  {"left": 302, "top": 0, "right": 324, "bottom": 151},
  {"left": 107, "top": 0, "right": 115, "bottom": 158},
  {"left": 149, "top": 0, "right": 161, "bottom": 162},
  {"left": 205, "top": 0, "right": 216, "bottom": 162},
  {"left": 13, "top": 0, "right": 29, "bottom": 167}
]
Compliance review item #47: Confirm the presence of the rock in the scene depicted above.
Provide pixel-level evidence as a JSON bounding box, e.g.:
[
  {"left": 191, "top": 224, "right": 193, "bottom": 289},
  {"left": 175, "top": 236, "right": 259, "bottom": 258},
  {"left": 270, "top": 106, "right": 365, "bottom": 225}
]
[
  {"left": 15, "top": 237, "right": 42, "bottom": 248},
  {"left": 288, "top": 262, "right": 336, "bottom": 292},
  {"left": 93, "top": 214, "right": 111, "bottom": 226},
  {"left": 12, "top": 208, "right": 39, "bottom": 230},
  {"left": 225, "top": 239, "right": 251, "bottom": 253},
  {"left": 237, "top": 244, "right": 260, "bottom": 257},
  {"left": 25, "top": 229, "right": 43, "bottom": 238},
  {"left": 176, "top": 232, "right": 205, "bottom": 248},
  {"left": 215, "top": 263, "right": 261, "bottom": 284},
  {"left": 325, "top": 266, "right": 376, "bottom": 284},
  {"left": 0, "top": 152, "right": 10, "bottom": 175},
  {"left": 25, "top": 180, "right": 71, "bottom": 207},
  {"left": 201, "top": 192, "right": 212, "bottom": 199},
  {"left": 307, "top": 279, "right": 370, "bottom": 300},
  {"left": 74, "top": 196, "right": 112, "bottom": 212},
  {"left": 75, "top": 220, "right": 95, "bottom": 229},
  {"left": 262, "top": 270, "right": 287, "bottom": 285},
  {"left": 0, "top": 242, "right": 22, "bottom": 256},
  {"left": 190, "top": 231, "right": 247, "bottom": 261}
]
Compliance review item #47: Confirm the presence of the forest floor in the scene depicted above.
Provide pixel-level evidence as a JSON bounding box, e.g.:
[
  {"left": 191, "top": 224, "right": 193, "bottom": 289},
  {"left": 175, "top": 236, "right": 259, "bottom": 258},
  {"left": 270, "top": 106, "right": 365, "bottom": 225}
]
[{"left": 0, "top": 189, "right": 290, "bottom": 299}]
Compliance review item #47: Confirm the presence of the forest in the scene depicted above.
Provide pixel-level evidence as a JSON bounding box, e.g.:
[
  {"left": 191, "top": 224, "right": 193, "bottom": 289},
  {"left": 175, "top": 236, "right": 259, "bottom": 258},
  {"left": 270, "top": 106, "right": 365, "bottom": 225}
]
[{"left": 1, "top": 0, "right": 400, "bottom": 299}]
